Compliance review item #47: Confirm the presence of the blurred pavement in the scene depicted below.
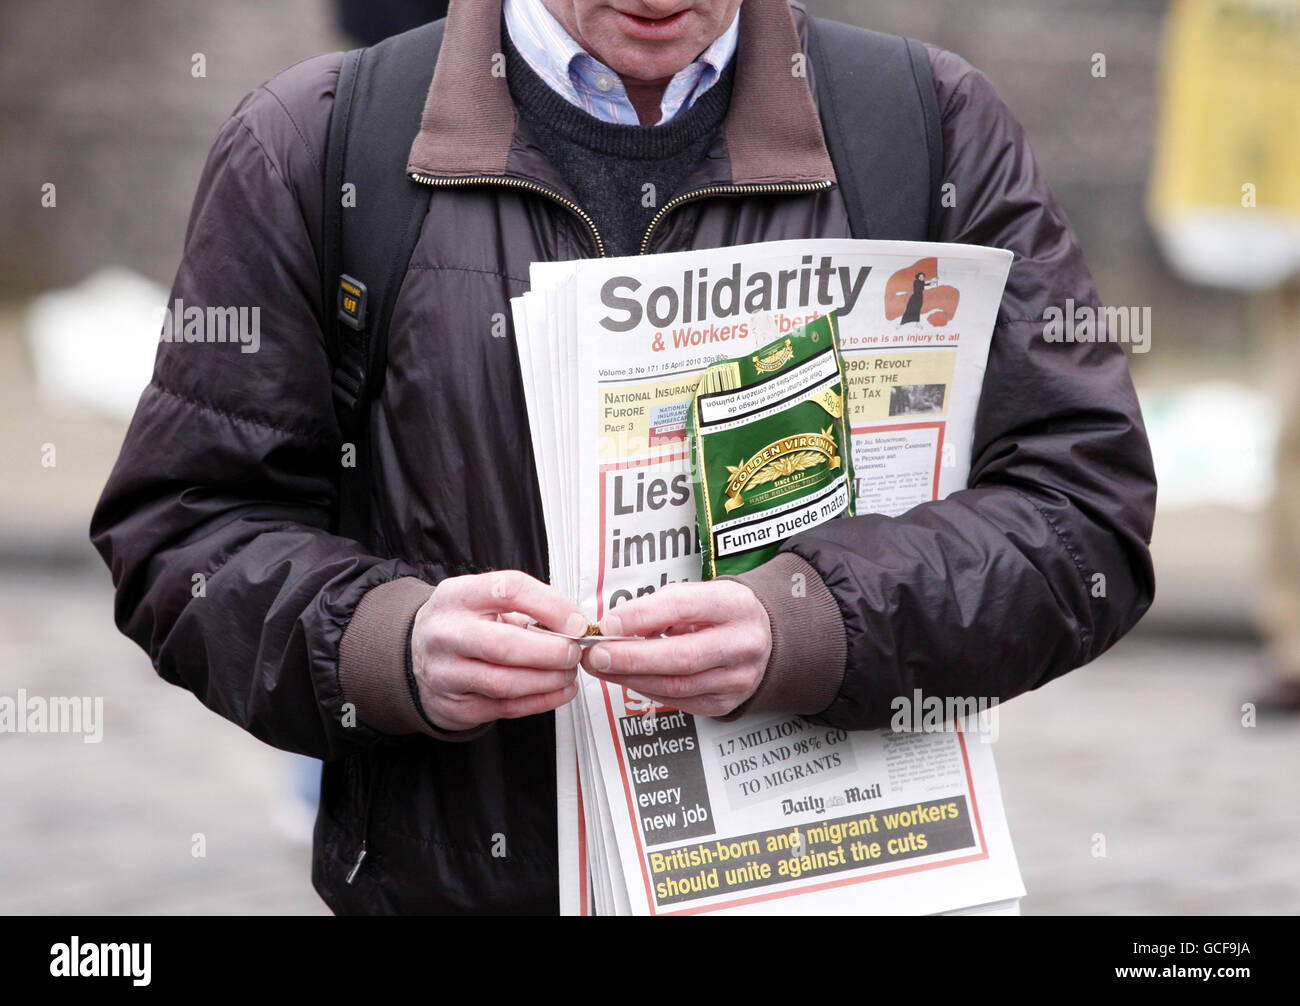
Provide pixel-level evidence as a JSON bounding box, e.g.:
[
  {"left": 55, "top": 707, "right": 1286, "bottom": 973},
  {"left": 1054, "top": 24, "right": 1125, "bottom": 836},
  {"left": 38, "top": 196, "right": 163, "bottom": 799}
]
[
  {"left": 997, "top": 635, "right": 1300, "bottom": 914},
  {"left": 0, "top": 570, "right": 327, "bottom": 915}
]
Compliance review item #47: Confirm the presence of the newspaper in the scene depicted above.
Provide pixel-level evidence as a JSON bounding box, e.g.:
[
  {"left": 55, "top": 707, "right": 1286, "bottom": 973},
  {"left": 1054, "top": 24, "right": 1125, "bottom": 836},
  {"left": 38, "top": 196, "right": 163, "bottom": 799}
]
[{"left": 516, "top": 238, "right": 1024, "bottom": 915}]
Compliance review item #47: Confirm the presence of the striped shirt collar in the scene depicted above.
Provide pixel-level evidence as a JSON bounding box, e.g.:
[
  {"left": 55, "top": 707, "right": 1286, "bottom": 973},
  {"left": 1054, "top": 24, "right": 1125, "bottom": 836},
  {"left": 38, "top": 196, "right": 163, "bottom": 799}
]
[{"left": 503, "top": 0, "right": 740, "bottom": 125}]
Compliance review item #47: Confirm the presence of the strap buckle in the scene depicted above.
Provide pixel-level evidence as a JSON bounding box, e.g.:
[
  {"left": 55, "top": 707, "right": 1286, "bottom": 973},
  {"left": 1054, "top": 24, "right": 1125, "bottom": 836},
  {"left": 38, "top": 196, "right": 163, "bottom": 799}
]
[{"left": 337, "top": 274, "right": 367, "bottom": 331}]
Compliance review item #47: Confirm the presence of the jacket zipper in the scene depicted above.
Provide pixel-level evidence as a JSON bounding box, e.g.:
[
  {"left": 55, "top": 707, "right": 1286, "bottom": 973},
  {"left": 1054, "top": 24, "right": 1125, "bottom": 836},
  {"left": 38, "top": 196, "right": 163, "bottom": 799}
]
[
  {"left": 638, "top": 180, "right": 834, "bottom": 255},
  {"left": 345, "top": 754, "right": 376, "bottom": 885},
  {"left": 410, "top": 173, "right": 834, "bottom": 259},
  {"left": 411, "top": 172, "right": 607, "bottom": 258}
]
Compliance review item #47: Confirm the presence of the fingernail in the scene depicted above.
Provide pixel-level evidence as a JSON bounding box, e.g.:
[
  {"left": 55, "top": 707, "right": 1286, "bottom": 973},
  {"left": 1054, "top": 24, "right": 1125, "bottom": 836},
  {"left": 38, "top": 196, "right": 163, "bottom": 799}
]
[
  {"left": 602, "top": 613, "right": 622, "bottom": 636},
  {"left": 564, "top": 612, "right": 587, "bottom": 637},
  {"left": 587, "top": 645, "right": 610, "bottom": 671},
  {"left": 567, "top": 643, "right": 581, "bottom": 666}
]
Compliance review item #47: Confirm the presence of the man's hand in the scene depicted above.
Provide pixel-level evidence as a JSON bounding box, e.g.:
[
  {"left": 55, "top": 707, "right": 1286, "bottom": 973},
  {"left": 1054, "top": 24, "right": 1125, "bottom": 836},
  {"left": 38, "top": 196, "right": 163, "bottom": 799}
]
[
  {"left": 411, "top": 571, "right": 586, "bottom": 733},
  {"left": 581, "top": 581, "right": 771, "bottom": 718}
]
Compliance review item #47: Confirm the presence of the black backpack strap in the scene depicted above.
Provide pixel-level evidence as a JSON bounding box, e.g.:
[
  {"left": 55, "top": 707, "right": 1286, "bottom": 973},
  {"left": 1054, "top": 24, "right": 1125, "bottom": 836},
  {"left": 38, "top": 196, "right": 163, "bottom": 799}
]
[
  {"left": 908, "top": 37, "right": 945, "bottom": 242},
  {"left": 807, "top": 17, "right": 945, "bottom": 242},
  {"left": 321, "top": 19, "right": 445, "bottom": 542}
]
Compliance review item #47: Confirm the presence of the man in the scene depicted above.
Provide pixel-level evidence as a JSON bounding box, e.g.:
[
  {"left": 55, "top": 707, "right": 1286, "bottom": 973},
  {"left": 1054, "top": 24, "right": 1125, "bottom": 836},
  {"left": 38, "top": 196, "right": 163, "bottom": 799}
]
[{"left": 91, "top": 0, "right": 1156, "bottom": 913}]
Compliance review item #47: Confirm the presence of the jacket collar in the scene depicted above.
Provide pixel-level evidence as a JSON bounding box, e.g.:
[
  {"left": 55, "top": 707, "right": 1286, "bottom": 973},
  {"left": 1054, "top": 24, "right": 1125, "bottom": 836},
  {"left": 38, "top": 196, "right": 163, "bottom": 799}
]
[{"left": 406, "top": 0, "right": 837, "bottom": 188}]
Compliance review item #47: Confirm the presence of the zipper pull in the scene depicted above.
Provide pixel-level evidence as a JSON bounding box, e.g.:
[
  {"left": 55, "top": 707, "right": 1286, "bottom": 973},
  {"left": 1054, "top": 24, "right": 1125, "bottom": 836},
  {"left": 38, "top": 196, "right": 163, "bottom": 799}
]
[{"left": 345, "top": 841, "right": 368, "bottom": 885}]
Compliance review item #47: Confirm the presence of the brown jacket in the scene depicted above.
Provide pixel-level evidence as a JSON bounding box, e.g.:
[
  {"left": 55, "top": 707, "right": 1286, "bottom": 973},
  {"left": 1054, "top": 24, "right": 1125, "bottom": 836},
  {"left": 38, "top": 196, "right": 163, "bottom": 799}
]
[{"left": 91, "top": 0, "right": 1154, "bottom": 913}]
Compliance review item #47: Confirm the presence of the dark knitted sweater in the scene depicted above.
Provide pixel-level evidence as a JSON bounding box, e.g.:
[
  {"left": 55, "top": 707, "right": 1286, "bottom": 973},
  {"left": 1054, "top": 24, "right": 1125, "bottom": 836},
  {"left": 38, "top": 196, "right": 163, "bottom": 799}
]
[{"left": 503, "top": 29, "right": 736, "bottom": 257}]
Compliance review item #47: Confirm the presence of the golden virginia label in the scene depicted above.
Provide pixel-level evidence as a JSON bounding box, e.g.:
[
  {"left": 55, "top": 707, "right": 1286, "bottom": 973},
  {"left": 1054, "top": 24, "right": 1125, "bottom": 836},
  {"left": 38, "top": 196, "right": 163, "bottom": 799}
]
[
  {"left": 752, "top": 338, "right": 795, "bottom": 373},
  {"left": 689, "top": 313, "right": 856, "bottom": 578},
  {"left": 723, "top": 428, "right": 842, "bottom": 512}
]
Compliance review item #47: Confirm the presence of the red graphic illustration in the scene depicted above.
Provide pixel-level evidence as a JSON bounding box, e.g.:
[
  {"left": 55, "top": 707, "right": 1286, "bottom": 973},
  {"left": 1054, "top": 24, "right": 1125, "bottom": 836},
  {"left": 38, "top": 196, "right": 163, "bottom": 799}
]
[
  {"left": 622, "top": 686, "right": 677, "bottom": 717},
  {"left": 885, "top": 256, "right": 960, "bottom": 327}
]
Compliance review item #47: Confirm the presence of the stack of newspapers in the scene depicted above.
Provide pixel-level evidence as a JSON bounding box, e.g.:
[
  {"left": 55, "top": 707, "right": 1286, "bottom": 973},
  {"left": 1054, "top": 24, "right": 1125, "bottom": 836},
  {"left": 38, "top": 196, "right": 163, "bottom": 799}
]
[{"left": 512, "top": 238, "right": 1026, "bottom": 915}]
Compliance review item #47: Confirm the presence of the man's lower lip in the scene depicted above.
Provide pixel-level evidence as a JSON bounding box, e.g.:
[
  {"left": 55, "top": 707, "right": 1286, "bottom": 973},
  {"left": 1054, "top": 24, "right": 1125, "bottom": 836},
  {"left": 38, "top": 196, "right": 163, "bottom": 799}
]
[{"left": 618, "top": 10, "right": 690, "bottom": 39}]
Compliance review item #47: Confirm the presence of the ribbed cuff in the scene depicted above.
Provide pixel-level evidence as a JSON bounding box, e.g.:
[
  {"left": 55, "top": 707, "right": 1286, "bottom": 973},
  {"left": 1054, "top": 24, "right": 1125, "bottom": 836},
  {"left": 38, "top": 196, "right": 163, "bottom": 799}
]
[
  {"left": 717, "top": 553, "right": 847, "bottom": 720},
  {"left": 338, "top": 576, "right": 487, "bottom": 742}
]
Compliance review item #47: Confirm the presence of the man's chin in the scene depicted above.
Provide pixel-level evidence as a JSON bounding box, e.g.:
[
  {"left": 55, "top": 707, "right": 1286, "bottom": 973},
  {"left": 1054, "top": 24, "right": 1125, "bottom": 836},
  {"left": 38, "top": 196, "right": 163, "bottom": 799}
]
[{"left": 601, "top": 41, "right": 699, "bottom": 82}]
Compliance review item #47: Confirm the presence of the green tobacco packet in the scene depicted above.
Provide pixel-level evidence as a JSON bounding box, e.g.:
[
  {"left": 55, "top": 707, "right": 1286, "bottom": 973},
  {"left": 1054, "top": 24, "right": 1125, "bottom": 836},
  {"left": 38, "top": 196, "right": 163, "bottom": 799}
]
[{"left": 689, "top": 312, "right": 856, "bottom": 579}]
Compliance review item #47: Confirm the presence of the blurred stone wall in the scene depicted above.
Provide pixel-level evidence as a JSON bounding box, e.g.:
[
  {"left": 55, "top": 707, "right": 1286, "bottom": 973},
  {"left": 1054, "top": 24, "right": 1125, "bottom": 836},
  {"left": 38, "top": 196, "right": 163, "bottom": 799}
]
[
  {"left": 0, "top": 0, "right": 1245, "bottom": 358},
  {"left": 810, "top": 0, "right": 1246, "bottom": 361},
  {"left": 0, "top": 0, "right": 349, "bottom": 297}
]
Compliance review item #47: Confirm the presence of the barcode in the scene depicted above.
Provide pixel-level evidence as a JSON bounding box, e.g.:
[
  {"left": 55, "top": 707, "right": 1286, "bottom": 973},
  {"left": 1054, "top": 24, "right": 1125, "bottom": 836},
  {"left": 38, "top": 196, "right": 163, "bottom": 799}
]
[{"left": 703, "top": 362, "right": 742, "bottom": 394}]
